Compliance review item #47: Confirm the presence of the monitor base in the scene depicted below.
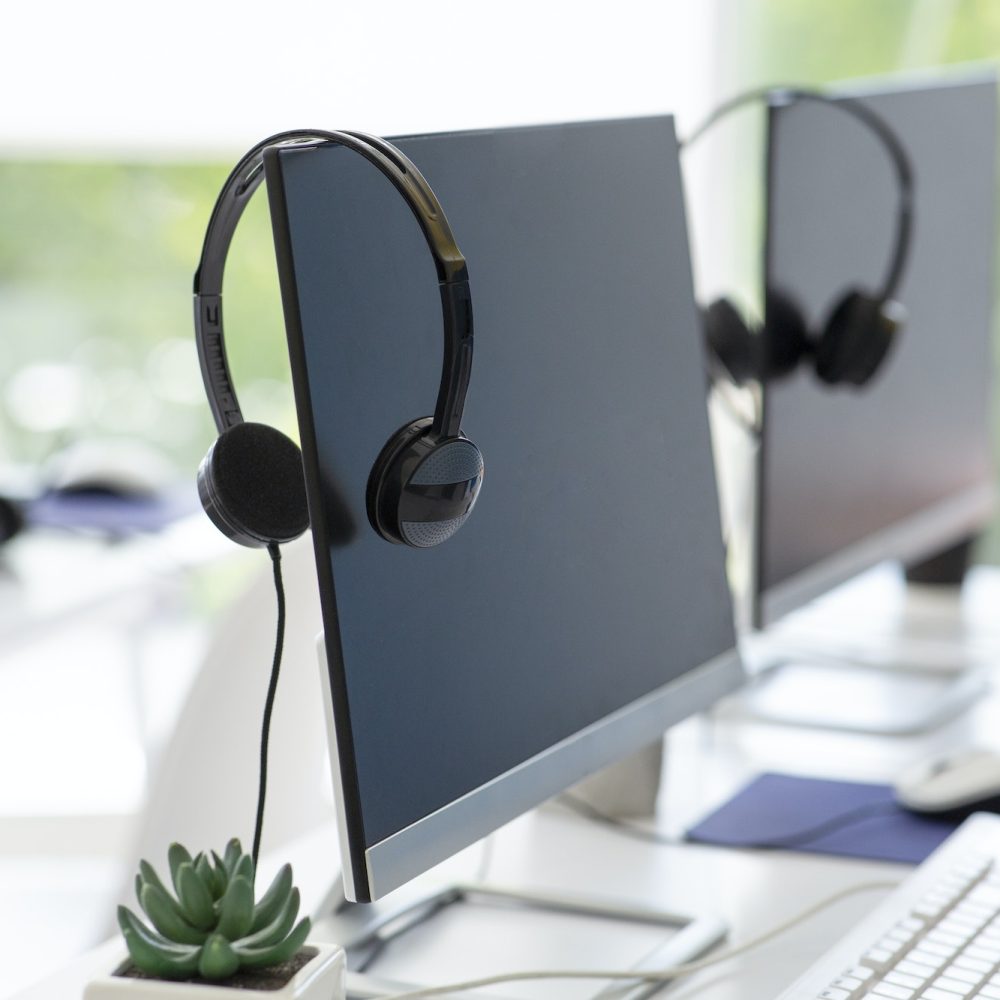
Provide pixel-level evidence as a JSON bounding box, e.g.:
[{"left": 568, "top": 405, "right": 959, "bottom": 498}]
[
  {"left": 567, "top": 740, "right": 664, "bottom": 819},
  {"left": 733, "top": 656, "right": 988, "bottom": 735},
  {"left": 313, "top": 876, "right": 727, "bottom": 999}
]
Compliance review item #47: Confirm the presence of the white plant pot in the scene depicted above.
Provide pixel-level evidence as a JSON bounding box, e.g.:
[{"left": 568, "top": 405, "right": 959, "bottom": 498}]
[{"left": 83, "top": 942, "right": 345, "bottom": 999}]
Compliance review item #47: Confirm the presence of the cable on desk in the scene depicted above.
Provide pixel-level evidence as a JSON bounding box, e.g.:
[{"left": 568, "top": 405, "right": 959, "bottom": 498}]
[
  {"left": 557, "top": 792, "right": 903, "bottom": 852},
  {"left": 376, "top": 878, "right": 898, "bottom": 999},
  {"left": 556, "top": 793, "right": 683, "bottom": 845},
  {"left": 251, "top": 541, "right": 286, "bottom": 877}
]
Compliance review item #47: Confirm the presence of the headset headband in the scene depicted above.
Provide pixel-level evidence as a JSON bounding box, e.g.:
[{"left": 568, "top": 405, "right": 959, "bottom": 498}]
[
  {"left": 194, "top": 129, "right": 474, "bottom": 439},
  {"left": 680, "top": 86, "right": 914, "bottom": 303}
]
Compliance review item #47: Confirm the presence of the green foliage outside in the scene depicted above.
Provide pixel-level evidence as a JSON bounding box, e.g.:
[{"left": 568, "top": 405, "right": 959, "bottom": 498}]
[{"left": 0, "top": 159, "right": 293, "bottom": 475}]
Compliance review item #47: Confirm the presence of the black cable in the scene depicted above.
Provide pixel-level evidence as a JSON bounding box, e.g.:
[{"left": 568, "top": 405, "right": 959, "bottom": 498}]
[
  {"left": 557, "top": 794, "right": 682, "bottom": 845},
  {"left": 558, "top": 792, "right": 902, "bottom": 852},
  {"left": 252, "top": 541, "right": 286, "bottom": 878},
  {"left": 742, "top": 800, "right": 902, "bottom": 850}
]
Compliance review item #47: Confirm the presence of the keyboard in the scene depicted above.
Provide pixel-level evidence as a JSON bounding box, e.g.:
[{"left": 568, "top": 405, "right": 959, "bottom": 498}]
[{"left": 775, "top": 813, "right": 1000, "bottom": 999}]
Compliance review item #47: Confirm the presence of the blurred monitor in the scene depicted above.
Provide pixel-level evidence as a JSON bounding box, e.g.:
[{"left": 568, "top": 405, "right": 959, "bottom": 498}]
[
  {"left": 755, "top": 71, "right": 998, "bottom": 629},
  {"left": 264, "top": 117, "right": 744, "bottom": 902}
]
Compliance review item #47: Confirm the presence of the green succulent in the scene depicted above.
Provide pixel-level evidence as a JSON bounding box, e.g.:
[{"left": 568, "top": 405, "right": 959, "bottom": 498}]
[{"left": 117, "top": 838, "right": 311, "bottom": 981}]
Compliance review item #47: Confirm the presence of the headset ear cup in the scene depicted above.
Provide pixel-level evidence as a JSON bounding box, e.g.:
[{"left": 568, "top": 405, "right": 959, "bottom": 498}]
[
  {"left": 198, "top": 422, "right": 309, "bottom": 547},
  {"left": 762, "top": 287, "right": 810, "bottom": 380},
  {"left": 367, "top": 418, "right": 430, "bottom": 543},
  {"left": 814, "top": 290, "right": 902, "bottom": 387},
  {"left": 703, "top": 298, "right": 757, "bottom": 385},
  {"left": 367, "top": 417, "right": 484, "bottom": 548}
]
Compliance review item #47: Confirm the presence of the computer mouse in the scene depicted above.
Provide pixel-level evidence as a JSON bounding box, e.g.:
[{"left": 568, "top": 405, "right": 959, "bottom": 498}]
[
  {"left": 44, "top": 439, "right": 177, "bottom": 499},
  {"left": 894, "top": 747, "right": 1000, "bottom": 820}
]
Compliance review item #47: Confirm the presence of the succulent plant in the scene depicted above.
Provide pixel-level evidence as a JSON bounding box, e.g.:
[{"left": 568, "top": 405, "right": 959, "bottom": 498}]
[{"left": 117, "top": 838, "right": 311, "bottom": 981}]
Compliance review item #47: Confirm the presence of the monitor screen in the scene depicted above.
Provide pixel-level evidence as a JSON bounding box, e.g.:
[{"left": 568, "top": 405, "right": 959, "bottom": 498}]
[
  {"left": 266, "top": 117, "right": 742, "bottom": 901},
  {"left": 757, "top": 72, "right": 998, "bottom": 628}
]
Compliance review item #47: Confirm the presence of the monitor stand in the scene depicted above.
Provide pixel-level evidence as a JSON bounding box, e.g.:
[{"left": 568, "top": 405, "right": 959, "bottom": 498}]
[
  {"left": 313, "top": 633, "right": 727, "bottom": 999},
  {"left": 735, "top": 562, "right": 988, "bottom": 735},
  {"left": 904, "top": 536, "right": 974, "bottom": 588}
]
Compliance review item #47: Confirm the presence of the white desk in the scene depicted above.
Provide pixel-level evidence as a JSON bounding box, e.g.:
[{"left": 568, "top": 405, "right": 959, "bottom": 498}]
[{"left": 11, "top": 565, "right": 1000, "bottom": 999}]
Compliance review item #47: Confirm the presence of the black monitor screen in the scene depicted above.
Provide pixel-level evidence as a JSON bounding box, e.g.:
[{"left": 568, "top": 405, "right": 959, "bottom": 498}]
[
  {"left": 759, "top": 74, "right": 997, "bottom": 626},
  {"left": 266, "top": 117, "right": 740, "bottom": 898}
]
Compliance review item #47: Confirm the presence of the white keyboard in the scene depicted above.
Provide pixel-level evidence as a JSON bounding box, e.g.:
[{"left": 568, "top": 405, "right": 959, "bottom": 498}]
[{"left": 775, "top": 813, "right": 1000, "bottom": 1000}]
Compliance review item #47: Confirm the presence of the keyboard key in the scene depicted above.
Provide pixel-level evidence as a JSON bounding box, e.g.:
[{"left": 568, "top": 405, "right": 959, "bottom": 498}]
[
  {"left": 866, "top": 948, "right": 895, "bottom": 967},
  {"left": 848, "top": 967, "right": 876, "bottom": 982},
  {"left": 928, "top": 931, "right": 971, "bottom": 949},
  {"left": 885, "top": 972, "right": 924, "bottom": 989},
  {"left": 869, "top": 984, "right": 914, "bottom": 998},
  {"left": 897, "top": 958, "right": 937, "bottom": 980},
  {"left": 938, "top": 923, "right": 977, "bottom": 943},
  {"left": 968, "top": 888, "right": 1000, "bottom": 909},
  {"left": 965, "top": 946, "right": 1000, "bottom": 963},
  {"left": 933, "top": 976, "right": 975, "bottom": 995},
  {"left": 833, "top": 975, "right": 863, "bottom": 992},
  {"left": 924, "top": 941, "right": 964, "bottom": 959},
  {"left": 975, "top": 985, "right": 1000, "bottom": 999},
  {"left": 953, "top": 957, "right": 993, "bottom": 974},
  {"left": 909, "top": 949, "right": 949, "bottom": 970},
  {"left": 920, "top": 987, "right": 965, "bottom": 1000},
  {"left": 944, "top": 966, "right": 984, "bottom": 985}
]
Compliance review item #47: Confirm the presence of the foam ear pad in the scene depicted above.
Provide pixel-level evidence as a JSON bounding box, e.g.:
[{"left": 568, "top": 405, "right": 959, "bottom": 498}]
[
  {"left": 703, "top": 298, "right": 756, "bottom": 385},
  {"left": 814, "top": 290, "right": 901, "bottom": 387},
  {"left": 198, "top": 422, "right": 309, "bottom": 547},
  {"left": 762, "top": 287, "right": 810, "bottom": 380}
]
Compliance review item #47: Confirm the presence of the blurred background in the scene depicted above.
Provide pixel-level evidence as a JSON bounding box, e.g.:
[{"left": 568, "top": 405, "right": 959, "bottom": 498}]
[
  {"left": 4, "top": 2, "right": 997, "bottom": 476},
  {"left": 1, "top": 0, "right": 999, "bottom": 995}
]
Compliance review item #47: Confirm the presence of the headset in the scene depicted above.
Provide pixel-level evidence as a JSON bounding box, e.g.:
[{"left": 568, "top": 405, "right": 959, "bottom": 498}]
[
  {"left": 682, "top": 87, "right": 914, "bottom": 389},
  {"left": 193, "top": 129, "right": 484, "bottom": 550}
]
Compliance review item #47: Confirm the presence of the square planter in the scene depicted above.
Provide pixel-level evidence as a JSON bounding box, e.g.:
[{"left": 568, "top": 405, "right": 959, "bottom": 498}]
[{"left": 84, "top": 942, "right": 344, "bottom": 999}]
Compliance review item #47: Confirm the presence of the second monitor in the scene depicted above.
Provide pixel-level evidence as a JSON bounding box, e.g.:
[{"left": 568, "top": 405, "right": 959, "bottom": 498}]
[{"left": 756, "top": 70, "right": 998, "bottom": 629}]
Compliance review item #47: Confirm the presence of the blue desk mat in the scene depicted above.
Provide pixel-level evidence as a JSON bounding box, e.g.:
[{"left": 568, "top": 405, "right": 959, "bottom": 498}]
[
  {"left": 686, "top": 772, "right": 960, "bottom": 865},
  {"left": 26, "top": 486, "right": 197, "bottom": 534}
]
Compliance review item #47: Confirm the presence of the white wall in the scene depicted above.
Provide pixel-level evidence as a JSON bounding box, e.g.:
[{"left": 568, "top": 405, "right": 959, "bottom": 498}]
[{"left": 1, "top": 1, "right": 722, "bottom": 156}]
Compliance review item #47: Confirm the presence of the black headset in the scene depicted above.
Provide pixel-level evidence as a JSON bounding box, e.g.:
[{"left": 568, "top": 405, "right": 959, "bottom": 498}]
[
  {"left": 683, "top": 87, "right": 914, "bottom": 388},
  {"left": 194, "top": 129, "right": 483, "bottom": 550}
]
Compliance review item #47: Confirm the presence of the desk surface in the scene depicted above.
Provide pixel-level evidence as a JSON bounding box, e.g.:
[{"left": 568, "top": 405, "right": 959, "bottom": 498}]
[{"left": 12, "top": 564, "right": 1000, "bottom": 999}]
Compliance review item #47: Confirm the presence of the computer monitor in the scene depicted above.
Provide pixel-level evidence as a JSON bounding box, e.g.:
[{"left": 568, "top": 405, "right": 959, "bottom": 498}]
[
  {"left": 755, "top": 71, "right": 998, "bottom": 629},
  {"left": 264, "top": 117, "right": 744, "bottom": 903}
]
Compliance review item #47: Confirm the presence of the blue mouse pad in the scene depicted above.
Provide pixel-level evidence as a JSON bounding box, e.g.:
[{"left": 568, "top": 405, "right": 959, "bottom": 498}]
[{"left": 686, "top": 772, "right": 960, "bottom": 865}]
